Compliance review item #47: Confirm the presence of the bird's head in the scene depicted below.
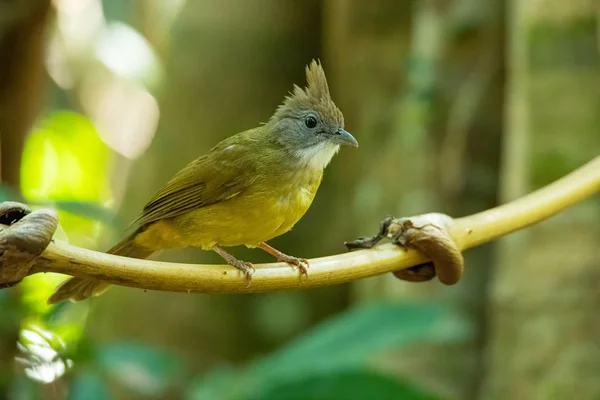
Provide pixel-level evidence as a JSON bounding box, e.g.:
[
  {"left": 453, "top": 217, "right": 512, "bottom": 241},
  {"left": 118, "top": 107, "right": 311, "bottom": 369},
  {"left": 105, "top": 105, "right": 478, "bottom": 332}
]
[{"left": 268, "top": 60, "right": 358, "bottom": 170}]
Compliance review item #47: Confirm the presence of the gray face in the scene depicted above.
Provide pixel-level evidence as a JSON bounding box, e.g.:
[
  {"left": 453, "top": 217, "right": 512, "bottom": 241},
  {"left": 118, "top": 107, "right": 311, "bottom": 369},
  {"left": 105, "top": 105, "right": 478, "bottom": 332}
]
[{"left": 273, "top": 110, "right": 358, "bottom": 152}]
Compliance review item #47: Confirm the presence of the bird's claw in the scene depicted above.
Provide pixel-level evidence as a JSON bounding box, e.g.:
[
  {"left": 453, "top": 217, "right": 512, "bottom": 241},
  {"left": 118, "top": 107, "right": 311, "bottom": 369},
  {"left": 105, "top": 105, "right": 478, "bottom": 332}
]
[
  {"left": 241, "top": 262, "right": 255, "bottom": 287},
  {"left": 345, "top": 216, "right": 394, "bottom": 250},
  {"left": 277, "top": 255, "right": 310, "bottom": 277},
  {"left": 230, "top": 261, "right": 254, "bottom": 287},
  {"left": 293, "top": 258, "right": 310, "bottom": 277}
]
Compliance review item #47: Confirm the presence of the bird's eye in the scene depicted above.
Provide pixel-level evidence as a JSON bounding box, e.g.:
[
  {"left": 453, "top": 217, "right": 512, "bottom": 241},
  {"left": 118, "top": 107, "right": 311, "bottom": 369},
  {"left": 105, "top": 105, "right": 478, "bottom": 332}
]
[{"left": 305, "top": 116, "right": 317, "bottom": 129}]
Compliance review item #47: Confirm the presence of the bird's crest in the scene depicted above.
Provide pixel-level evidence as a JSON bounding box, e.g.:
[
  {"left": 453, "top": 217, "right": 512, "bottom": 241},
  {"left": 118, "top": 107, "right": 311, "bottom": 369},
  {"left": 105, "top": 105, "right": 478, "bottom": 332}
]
[
  {"left": 304, "top": 60, "right": 331, "bottom": 102},
  {"left": 271, "top": 60, "right": 344, "bottom": 126}
]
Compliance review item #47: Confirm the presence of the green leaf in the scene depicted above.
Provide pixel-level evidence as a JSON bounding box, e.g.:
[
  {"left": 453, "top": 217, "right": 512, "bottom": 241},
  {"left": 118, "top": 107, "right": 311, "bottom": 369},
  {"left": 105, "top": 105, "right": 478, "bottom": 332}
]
[
  {"left": 21, "top": 273, "right": 77, "bottom": 316},
  {"left": 20, "top": 111, "right": 113, "bottom": 245},
  {"left": 247, "top": 369, "right": 442, "bottom": 400},
  {"left": 95, "top": 342, "right": 184, "bottom": 397},
  {"left": 189, "top": 301, "right": 471, "bottom": 400},
  {"left": 256, "top": 301, "right": 469, "bottom": 378},
  {"left": 68, "top": 370, "right": 111, "bottom": 400},
  {"left": 21, "top": 111, "right": 111, "bottom": 202}
]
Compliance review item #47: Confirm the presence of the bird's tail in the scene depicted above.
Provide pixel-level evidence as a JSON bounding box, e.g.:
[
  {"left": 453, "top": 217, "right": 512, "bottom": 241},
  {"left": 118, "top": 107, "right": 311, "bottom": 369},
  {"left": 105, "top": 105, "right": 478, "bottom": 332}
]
[{"left": 47, "top": 231, "right": 154, "bottom": 304}]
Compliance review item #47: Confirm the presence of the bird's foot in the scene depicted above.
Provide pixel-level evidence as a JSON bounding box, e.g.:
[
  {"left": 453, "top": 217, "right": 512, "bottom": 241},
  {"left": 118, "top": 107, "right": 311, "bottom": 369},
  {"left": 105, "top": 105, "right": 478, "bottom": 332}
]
[
  {"left": 229, "top": 259, "right": 255, "bottom": 286},
  {"left": 276, "top": 253, "right": 310, "bottom": 276},
  {"left": 213, "top": 245, "right": 255, "bottom": 286},
  {"left": 258, "top": 242, "right": 309, "bottom": 277}
]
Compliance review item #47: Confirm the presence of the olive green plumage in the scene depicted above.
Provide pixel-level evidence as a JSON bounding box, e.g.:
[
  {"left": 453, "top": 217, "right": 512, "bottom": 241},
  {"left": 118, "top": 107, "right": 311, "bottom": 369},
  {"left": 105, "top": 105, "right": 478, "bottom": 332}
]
[{"left": 48, "top": 60, "right": 357, "bottom": 304}]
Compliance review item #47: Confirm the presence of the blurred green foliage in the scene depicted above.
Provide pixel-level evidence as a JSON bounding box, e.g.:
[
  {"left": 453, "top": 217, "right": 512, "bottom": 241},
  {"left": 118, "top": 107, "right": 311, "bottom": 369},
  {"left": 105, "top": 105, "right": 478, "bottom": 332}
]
[
  {"left": 11, "top": 299, "right": 467, "bottom": 399},
  {"left": 68, "top": 371, "right": 111, "bottom": 400},
  {"left": 58, "top": 301, "right": 467, "bottom": 399},
  {"left": 12, "top": 111, "right": 114, "bottom": 394},
  {"left": 20, "top": 111, "right": 115, "bottom": 246},
  {"left": 21, "top": 111, "right": 111, "bottom": 203},
  {"left": 184, "top": 301, "right": 468, "bottom": 400},
  {"left": 244, "top": 370, "right": 440, "bottom": 400}
]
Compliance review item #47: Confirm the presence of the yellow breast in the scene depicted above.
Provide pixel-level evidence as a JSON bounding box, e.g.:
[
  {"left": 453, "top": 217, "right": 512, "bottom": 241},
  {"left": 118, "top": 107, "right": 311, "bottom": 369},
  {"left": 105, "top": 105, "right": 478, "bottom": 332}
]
[
  {"left": 136, "top": 169, "right": 324, "bottom": 251},
  {"left": 269, "top": 183, "right": 318, "bottom": 238}
]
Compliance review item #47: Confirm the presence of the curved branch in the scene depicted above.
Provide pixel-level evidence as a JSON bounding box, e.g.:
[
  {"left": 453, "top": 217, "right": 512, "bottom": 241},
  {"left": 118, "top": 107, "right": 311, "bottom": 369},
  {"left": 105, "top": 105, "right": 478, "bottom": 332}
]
[{"left": 7, "top": 155, "right": 600, "bottom": 294}]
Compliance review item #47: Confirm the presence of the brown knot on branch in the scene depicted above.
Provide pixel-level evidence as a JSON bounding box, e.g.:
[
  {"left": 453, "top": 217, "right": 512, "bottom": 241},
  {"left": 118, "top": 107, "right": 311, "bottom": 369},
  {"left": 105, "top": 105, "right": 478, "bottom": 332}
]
[
  {"left": 346, "top": 213, "right": 464, "bottom": 285},
  {"left": 0, "top": 202, "right": 58, "bottom": 288}
]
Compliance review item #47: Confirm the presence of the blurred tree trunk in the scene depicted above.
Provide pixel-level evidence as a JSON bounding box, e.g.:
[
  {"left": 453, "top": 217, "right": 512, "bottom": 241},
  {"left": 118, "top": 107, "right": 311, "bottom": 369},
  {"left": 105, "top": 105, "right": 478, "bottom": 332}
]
[
  {"left": 0, "top": 0, "right": 51, "bottom": 397},
  {"left": 481, "top": 1, "right": 600, "bottom": 399},
  {"left": 324, "top": 1, "right": 505, "bottom": 398},
  {"left": 0, "top": 0, "right": 50, "bottom": 188},
  {"left": 89, "top": 2, "right": 353, "bottom": 393}
]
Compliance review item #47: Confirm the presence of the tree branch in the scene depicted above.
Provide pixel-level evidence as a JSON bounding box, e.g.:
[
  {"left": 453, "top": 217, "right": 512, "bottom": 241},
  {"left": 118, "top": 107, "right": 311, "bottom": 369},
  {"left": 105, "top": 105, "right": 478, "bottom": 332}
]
[{"left": 1, "top": 156, "right": 599, "bottom": 295}]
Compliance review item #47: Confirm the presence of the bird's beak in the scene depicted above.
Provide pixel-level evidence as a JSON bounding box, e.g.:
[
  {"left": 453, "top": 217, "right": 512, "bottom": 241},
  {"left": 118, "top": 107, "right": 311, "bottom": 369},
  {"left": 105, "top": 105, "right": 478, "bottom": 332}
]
[{"left": 334, "top": 129, "right": 359, "bottom": 147}]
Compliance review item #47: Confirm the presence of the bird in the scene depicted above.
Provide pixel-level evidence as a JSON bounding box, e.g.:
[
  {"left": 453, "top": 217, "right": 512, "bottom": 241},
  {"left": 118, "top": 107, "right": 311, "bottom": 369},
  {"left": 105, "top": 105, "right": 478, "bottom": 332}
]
[{"left": 48, "top": 60, "right": 358, "bottom": 304}]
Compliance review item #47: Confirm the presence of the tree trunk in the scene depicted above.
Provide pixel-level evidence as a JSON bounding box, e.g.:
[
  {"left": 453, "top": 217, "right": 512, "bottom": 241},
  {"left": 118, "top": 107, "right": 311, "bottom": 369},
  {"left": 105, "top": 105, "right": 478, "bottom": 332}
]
[
  {"left": 0, "top": 0, "right": 50, "bottom": 189},
  {"left": 0, "top": 0, "right": 51, "bottom": 397}
]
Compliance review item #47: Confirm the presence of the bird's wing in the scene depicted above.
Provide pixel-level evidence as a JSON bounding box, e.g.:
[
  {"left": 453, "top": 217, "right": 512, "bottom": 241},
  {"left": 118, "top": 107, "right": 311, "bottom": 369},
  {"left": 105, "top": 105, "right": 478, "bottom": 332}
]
[{"left": 130, "top": 136, "right": 259, "bottom": 228}]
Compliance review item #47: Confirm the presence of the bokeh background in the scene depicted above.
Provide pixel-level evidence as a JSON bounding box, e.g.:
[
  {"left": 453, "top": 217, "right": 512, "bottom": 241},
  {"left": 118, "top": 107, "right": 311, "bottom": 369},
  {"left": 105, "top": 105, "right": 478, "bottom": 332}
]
[{"left": 1, "top": 1, "right": 599, "bottom": 399}]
